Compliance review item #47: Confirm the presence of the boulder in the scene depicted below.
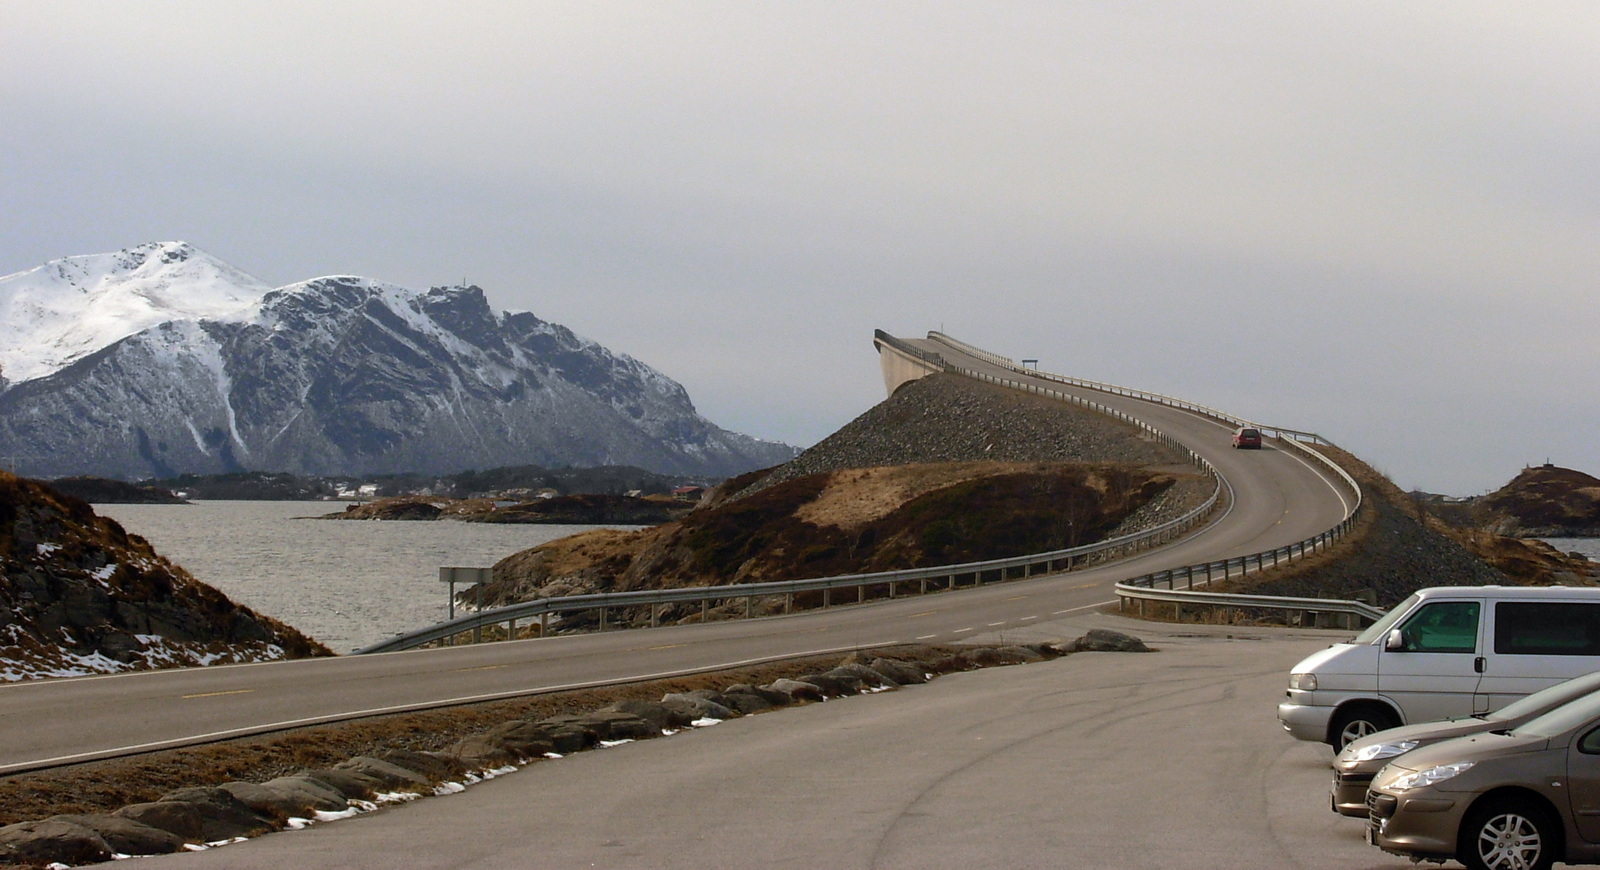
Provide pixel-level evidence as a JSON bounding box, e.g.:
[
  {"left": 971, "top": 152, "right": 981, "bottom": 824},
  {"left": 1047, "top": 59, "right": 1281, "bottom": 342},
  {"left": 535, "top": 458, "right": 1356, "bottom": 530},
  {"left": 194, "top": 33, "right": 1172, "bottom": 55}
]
[
  {"left": 542, "top": 711, "right": 659, "bottom": 741},
  {"left": 860, "top": 657, "right": 928, "bottom": 685},
  {"left": 376, "top": 749, "right": 466, "bottom": 781},
  {"left": 0, "top": 818, "right": 113, "bottom": 866},
  {"left": 531, "top": 719, "right": 601, "bottom": 753},
  {"left": 720, "top": 691, "right": 777, "bottom": 714},
  {"left": 257, "top": 775, "right": 351, "bottom": 812},
  {"left": 335, "top": 756, "right": 432, "bottom": 790},
  {"left": 221, "top": 777, "right": 348, "bottom": 819},
  {"left": 113, "top": 801, "right": 204, "bottom": 842},
  {"left": 660, "top": 693, "right": 738, "bottom": 721},
  {"left": 763, "top": 678, "right": 825, "bottom": 703},
  {"left": 600, "top": 699, "right": 694, "bottom": 731},
  {"left": 298, "top": 767, "right": 384, "bottom": 801},
  {"left": 829, "top": 663, "right": 899, "bottom": 689},
  {"left": 50, "top": 812, "right": 187, "bottom": 855},
  {"left": 723, "top": 683, "right": 793, "bottom": 706},
  {"left": 1058, "top": 629, "right": 1152, "bottom": 653},
  {"left": 795, "top": 672, "right": 856, "bottom": 697},
  {"left": 156, "top": 787, "right": 277, "bottom": 841}
]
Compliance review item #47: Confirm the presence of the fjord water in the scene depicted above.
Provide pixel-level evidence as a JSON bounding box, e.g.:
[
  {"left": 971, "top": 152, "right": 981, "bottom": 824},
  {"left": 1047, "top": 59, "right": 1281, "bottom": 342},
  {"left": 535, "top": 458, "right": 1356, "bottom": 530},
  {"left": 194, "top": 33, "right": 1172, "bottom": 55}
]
[{"left": 97, "top": 501, "right": 626, "bottom": 653}]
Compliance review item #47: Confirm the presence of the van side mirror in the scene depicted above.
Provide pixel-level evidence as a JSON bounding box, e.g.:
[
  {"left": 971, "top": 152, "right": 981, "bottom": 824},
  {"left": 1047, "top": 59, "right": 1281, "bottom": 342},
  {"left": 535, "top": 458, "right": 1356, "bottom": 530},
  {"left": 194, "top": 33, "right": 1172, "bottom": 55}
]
[{"left": 1385, "top": 629, "right": 1406, "bottom": 651}]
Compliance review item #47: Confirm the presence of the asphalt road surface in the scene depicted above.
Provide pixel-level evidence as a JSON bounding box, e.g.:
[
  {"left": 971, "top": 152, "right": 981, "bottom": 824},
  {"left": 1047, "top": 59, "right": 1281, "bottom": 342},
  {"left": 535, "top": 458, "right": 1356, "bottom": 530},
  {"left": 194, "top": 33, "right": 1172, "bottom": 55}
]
[
  {"left": 0, "top": 338, "right": 1355, "bottom": 773},
  {"left": 126, "top": 613, "right": 1425, "bottom": 870}
]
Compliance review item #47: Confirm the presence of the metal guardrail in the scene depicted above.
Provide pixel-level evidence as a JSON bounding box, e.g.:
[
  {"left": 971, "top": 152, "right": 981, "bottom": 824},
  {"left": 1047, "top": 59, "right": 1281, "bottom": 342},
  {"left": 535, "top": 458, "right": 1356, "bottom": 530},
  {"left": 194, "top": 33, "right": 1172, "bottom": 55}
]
[
  {"left": 356, "top": 485, "right": 1218, "bottom": 653},
  {"left": 1114, "top": 585, "right": 1386, "bottom": 630}
]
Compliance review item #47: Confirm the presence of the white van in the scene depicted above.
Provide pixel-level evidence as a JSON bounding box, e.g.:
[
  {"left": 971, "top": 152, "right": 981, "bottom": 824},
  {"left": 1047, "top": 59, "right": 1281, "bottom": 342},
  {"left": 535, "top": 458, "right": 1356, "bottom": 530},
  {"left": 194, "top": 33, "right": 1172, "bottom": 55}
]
[{"left": 1278, "top": 586, "right": 1600, "bottom": 749}]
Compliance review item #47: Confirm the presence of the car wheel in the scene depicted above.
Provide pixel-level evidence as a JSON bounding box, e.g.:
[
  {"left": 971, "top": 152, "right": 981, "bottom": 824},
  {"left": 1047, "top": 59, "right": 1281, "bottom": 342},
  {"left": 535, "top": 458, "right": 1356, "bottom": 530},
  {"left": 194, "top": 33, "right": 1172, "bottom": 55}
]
[
  {"left": 1329, "top": 705, "right": 1397, "bottom": 750},
  {"left": 1460, "top": 798, "right": 1557, "bottom": 870}
]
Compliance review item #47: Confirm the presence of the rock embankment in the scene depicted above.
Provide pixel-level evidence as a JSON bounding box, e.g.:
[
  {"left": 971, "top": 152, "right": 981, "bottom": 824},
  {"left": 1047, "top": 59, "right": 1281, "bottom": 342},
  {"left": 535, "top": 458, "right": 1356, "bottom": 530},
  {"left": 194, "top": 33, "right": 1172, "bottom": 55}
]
[
  {"left": 731, "top": 373, "right": 1193, "bottom": 498},
  {"left": 1217, "top": 447, "right": 1596, "bottom": 608},
  {"left": 0, "top": 472, "right": 329, "bottom": 680},
  {"left": 0, "top": 632, "right": 1150, "bottom": 867}
]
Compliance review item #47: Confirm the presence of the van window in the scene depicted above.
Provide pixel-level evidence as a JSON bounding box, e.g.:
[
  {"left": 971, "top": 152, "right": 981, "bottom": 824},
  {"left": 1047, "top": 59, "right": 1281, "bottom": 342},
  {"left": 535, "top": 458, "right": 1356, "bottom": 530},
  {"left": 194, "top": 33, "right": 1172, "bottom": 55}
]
[
  {"left": 1394, "top": 601, "right": 1480, "bottom": 653},
  {"left": 1495, "top": 602, "right": 1600, "bottom": 656}
]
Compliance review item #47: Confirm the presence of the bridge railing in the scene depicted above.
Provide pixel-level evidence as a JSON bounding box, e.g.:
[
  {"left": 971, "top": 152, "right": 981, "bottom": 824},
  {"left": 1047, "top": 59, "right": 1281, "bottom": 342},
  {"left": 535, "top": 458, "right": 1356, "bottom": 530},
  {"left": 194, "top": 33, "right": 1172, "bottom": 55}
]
[{"left": 920, "top": 332, "right": 1368, "bottom": 619}]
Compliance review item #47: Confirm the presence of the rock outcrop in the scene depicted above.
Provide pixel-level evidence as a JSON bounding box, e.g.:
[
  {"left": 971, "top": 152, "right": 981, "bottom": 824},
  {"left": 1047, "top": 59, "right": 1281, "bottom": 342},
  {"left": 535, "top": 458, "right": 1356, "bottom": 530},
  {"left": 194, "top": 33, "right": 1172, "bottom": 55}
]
[
  {"left": 0, "top": 472, "right": 328, "bottom": 680},
  {"left": 1478, "top": 464, "right": 1600, "bottom": 538}
]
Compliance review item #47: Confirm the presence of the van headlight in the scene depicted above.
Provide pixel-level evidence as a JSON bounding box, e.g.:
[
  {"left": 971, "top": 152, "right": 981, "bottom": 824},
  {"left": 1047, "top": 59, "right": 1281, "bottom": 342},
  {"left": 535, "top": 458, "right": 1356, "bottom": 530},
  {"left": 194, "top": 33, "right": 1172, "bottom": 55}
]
[
  {"left": 1389, "top": 762, "right": 1474, "bottom": 791},
  {"left": 1342, "top": 739, "right": 1419, "bottom": 763},
  {"left": 1288, "top": 673, "right": 1317, "bottom": 691}
]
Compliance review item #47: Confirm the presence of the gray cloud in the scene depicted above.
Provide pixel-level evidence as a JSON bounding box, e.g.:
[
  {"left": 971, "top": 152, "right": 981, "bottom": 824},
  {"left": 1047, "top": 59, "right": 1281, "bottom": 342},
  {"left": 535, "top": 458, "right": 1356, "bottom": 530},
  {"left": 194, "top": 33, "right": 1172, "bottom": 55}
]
[{"left": 4, "top": 1, "right": 1597, "bottom": 494}]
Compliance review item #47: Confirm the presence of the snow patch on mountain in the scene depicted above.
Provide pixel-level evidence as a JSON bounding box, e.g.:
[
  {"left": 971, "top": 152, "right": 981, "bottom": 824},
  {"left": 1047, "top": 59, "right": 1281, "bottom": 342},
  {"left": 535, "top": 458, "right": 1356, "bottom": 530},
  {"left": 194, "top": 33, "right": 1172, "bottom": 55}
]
[{"left": 0, "top": 241, "right": 268, "bottom": 386}]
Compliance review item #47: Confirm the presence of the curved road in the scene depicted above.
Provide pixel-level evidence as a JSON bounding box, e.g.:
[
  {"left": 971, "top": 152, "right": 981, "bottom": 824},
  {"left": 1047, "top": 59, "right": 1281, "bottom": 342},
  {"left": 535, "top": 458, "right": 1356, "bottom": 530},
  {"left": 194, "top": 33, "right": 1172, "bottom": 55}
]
[{"left": 0, "top": 335, "right": 1353, "bottom": 774}]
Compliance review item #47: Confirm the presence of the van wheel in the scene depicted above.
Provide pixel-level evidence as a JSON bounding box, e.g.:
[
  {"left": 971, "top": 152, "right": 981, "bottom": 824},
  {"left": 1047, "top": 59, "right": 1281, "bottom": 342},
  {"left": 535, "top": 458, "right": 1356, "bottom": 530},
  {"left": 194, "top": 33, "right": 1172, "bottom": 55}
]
[
  {"left": 1460, "top": 798, "right": 1556, "bottom": 870},
  {"left": 1330, "top": 705, "right": 1397, "bottom": 750}
]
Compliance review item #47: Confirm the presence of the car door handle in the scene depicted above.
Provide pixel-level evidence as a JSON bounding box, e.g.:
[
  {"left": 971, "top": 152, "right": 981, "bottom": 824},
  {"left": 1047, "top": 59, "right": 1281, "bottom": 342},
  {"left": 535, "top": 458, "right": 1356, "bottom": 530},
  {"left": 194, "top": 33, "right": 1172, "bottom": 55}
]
[{"left": 1475, "top": 656, "right": 1486, "bottom": 673}]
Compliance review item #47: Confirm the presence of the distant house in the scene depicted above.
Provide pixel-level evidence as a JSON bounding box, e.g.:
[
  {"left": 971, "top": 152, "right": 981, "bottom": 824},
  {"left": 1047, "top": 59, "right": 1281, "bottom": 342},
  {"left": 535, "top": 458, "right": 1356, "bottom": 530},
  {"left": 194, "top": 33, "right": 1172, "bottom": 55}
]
[{"left": 671, "top": 485, "right": 705, "bottom": 501}]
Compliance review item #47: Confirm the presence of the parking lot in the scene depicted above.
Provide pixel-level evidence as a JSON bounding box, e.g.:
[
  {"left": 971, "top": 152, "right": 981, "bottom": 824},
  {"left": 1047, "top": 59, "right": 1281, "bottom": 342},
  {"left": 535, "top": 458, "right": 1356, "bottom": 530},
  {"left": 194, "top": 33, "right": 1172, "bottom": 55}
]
[{"left": 127, "top": 614, "right": 1438, "bottom": 869}]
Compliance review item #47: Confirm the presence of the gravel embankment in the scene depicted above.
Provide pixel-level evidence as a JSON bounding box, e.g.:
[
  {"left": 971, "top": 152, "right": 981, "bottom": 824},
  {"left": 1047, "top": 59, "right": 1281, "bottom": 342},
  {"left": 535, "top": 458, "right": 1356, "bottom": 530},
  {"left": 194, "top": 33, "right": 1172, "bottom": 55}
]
[{"left": 746, "top": 373, "right": 1197, "bottom": 493}]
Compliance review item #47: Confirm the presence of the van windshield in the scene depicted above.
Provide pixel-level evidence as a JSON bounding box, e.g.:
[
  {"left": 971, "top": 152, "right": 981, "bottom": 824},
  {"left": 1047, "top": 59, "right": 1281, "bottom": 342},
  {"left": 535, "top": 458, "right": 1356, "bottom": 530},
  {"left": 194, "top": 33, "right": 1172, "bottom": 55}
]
[{"left": 1351, "top": 593, "right": 1420, "bottom": 645}]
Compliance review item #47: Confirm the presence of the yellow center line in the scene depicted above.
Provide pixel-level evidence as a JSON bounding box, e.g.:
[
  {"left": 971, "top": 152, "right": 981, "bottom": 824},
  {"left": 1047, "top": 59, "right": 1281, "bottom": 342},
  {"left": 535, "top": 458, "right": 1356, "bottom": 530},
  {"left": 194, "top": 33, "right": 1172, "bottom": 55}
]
[
  {"left": 456, "top": 664, "right": 508, "bottom": 673},
  {"left": 1070, "top": 582, "right": 1098, "bottom": 589},
  {"left": 647, "top": 643, "right": 687, "bottom": 651},
  {"left": 1003, "top": 595, "right": 1029, "bottom": 601},
  {"left": 182, "top": 689, "right": 254, "bottom": 699},
  {"left": 906, "top": 610, "right": 940, "bottom": 619}
]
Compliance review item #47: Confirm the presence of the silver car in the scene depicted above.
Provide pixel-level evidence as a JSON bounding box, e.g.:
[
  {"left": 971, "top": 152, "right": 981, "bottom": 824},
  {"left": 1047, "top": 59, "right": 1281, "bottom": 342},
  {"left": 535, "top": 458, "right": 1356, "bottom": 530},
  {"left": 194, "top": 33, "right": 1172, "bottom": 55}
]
[
  {"left": 1332, "top": 670, "right": 1600, "bottom": 817},
  {"left": 1368, "top": 687, "right": 1600, "bottom": 870}
]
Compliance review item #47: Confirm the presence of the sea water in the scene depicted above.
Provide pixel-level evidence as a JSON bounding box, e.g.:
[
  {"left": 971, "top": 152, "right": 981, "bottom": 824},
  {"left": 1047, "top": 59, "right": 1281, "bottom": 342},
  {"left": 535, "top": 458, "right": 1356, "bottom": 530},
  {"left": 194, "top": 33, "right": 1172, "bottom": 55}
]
[
  {"left": 96, "top": 501, "right": 628, "bottom": 653},
  {"left": 1544, "top": 537, "right": 1600, "bottom": 562}
]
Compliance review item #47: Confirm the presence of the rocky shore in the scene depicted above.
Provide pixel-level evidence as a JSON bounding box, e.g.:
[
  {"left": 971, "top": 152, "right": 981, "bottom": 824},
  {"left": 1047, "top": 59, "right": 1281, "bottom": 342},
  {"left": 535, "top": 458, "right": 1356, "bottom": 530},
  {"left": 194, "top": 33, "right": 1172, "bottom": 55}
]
[{"left": 0, "top": 473, "right": 328, "bottom": 681}]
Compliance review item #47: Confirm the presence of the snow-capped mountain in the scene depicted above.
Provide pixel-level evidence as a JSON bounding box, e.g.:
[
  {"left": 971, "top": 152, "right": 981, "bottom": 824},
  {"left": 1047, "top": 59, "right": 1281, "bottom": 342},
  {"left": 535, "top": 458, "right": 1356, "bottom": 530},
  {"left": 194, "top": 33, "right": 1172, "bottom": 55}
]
[
  {"left": 0, "top": 244, "right": 798, "bottom": 479},
  {"left": 0, "top": 241, "right": 269, "bottom": 389}
]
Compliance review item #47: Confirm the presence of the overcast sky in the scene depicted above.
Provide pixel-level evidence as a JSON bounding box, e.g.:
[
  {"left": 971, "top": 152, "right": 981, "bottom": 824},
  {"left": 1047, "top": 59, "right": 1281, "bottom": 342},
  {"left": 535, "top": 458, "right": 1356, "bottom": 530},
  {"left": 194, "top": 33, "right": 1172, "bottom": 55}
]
[{"left": 4, "top": 2, "right": 1596, "bottom": 495}]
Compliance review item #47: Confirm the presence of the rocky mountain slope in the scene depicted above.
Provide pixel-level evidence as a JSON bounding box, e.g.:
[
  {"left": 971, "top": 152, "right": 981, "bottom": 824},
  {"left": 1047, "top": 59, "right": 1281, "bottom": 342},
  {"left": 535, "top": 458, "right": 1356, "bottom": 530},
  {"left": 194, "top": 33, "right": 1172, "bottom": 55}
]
[
  {"left": 1477, "top": 464, "right": 1600, "bottom": 537},
  {"left": 0, "top": 242, "right": 796, "bottom": 480},
  {"left": 0, "top": 471, "right": 328, "bottom": 680},
  {"left": 474, "top": 374, "right": 1213, "bottom": 624}
]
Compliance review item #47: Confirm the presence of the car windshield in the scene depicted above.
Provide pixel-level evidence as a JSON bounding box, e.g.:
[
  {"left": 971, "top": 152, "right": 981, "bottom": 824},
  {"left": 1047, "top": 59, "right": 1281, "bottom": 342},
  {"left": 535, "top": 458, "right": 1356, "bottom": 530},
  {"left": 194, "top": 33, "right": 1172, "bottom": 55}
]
[
  {"left": 1512, "top": 689, "right": 1600, "bottom": 739},
  {"left": 1488, "top": 671, "right": 1600, "bottom": 721},
  {"left": 1351, "top": 593, "right": 1420, "bottom": 645}
]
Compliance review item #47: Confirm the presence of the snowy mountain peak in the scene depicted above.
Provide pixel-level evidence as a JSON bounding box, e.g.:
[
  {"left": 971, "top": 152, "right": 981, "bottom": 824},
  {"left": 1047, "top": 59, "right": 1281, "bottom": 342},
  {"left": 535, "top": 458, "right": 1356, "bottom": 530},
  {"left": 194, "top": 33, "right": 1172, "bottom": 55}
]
[
  {"left": 0, "top": 244, "right": 800, "bottom": 479},
  {"left": 0, "top": 242, "right": 270, "bottom": 386}
]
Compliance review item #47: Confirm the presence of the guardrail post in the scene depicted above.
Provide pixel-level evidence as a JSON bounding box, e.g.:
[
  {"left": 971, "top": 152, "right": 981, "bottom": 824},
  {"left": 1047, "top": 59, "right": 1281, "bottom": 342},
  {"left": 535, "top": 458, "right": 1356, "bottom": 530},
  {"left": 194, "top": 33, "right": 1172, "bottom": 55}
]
[
  {"left": 746, "top": 596, "right": 754, "bottom": 618},
  {"left": 540, "top": 611, "right": 549, "bottom": 636},
  {"left": 508, "top": 617, "right": 516, "bottom": 640},
  {"left": 701, "top": 599, "right": 709, "bottom": 621},
  {"left": 651, "top": 603, "right": 660, "bottom": 627},
  {"left": 858, "top": 584, "right": 864, "bottom": 604},
  {"left": 920, "top": 577, "right": 928, "bottom": 595},
  {"left": 599, "top": 606, "right": 608, "bottom": 631},
  {"left": 785, "top": 592, "right": 793, "bottom": 614},
  {"left": 824, "top": 588, "right": 831, "bottom": 609}
]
